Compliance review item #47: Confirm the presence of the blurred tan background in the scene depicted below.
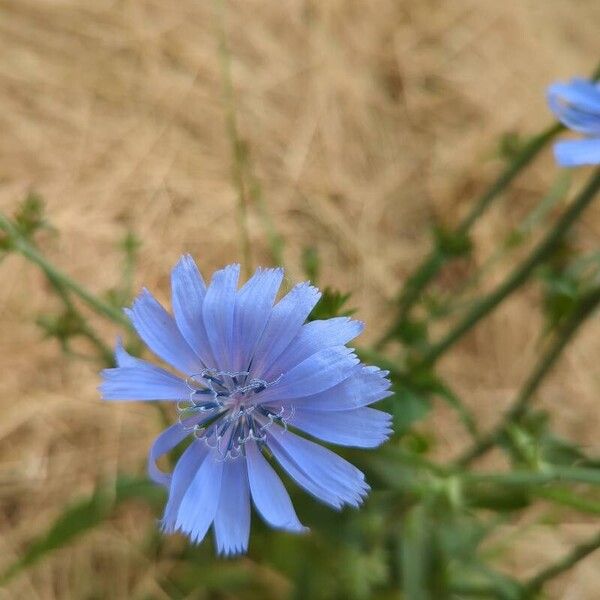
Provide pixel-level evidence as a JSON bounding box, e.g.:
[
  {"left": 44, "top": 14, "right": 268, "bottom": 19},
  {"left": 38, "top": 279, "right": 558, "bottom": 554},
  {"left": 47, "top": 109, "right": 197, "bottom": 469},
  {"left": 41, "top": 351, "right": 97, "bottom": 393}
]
[{"left": 0, "top": 1, "right": 599, "bottom": 598}]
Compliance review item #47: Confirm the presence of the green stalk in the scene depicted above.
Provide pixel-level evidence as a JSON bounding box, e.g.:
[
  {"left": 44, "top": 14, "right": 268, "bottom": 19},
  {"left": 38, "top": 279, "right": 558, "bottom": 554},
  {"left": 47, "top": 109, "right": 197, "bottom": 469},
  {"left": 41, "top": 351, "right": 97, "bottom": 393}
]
[
  {"left": 46, "top": 272, "right": 115, "bottom": 366},
  {"left": 213, "top": 0, "right": 253, "bottom": 276},
  {"left": 378, "top": 61, "right": 600, "bottom": 350},
  {"left": 377, "top": 124, "right": 562, "bottom": 349},
  {"left": 462, "top": 466, "right": 600, "bottom": 487},
  {"left": 448, "top": 583, "right": 504, "bottom": 598},
  {"left": 535, "top": 487, "right": 600, "bottom": 515},
  {"left": 0, "top": 211, "right": 130, "bottom": 328},
  {"left": 421, "top": 168, "right": 600, "bottom": 367},
  {"left": 522, "top": 530, "right": 600, "bottom": 596},
  {"left": 456, "top": 283, "right": 600, "bottom": 466}
]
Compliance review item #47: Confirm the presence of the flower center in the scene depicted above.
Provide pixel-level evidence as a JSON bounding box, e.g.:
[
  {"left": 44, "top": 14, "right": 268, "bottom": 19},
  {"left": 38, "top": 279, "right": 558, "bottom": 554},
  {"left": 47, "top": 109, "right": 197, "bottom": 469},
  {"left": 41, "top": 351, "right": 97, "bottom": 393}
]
[{"left": 176, "top": 369, "right": 292, "bottom": 460}]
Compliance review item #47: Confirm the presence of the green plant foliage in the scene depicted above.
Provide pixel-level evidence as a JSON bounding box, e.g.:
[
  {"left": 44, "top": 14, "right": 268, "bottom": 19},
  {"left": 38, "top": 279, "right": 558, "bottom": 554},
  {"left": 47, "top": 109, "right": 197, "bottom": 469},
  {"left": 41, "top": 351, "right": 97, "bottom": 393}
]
[{"left": 308, "top": 287, "right": 356, "bottom": 321}]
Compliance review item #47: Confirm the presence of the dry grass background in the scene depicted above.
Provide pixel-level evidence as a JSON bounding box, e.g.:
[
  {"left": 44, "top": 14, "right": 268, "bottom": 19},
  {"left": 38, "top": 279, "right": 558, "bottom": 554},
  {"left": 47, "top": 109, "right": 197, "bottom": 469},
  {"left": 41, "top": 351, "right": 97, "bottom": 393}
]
[{"left": 0, "top": 0, "right": 599, "bottom": 598}]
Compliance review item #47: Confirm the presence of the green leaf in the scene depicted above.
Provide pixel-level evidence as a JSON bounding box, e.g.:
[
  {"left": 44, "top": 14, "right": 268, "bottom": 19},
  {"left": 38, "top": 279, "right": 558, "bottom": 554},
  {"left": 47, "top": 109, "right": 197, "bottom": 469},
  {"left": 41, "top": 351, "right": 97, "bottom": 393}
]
[
  {"left": 432, "top": 224, "right": 472, "bottom": 258},
  {"left": 400, "top": 505, "right": 432, "bottom": 600},
  {"left": 466, "top": 485, "right": 531, "bottom": 512},
  {"left": 14, "top": 191, "right": 50, "bottom": 239},
  {"left": 0, "top": 192, "right": 52, "bottom": 251},
  {"left": 535, "top": 487, "right": 600, "bottom": 515},
  {"left": 394, "top": 317, "right": 429, "bottom": 348},
  {"left": 389, "top": 383, "right": 431, "bottom": 434},
  {"left": 308, "top": 287, "right": 355, "bottom": 321},
  {"left": 436, "top": 514, "right": 489, "bottom": 561},
  {"left": 0, "top": 476, "right": 163, "bottom": 584},
  {"left": 502, "top": 410, "right": 588, "bottom": 468},
  {"left": 498, "top": 131, "right": 527, "bottom": 161}
]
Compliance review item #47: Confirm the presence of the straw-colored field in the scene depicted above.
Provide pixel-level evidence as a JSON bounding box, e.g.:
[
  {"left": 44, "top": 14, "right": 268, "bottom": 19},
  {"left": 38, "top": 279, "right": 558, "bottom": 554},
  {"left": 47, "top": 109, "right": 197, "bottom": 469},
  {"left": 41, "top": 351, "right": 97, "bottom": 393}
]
[{"left": 1, "top": 1, "right": 599, "bottom": 598}]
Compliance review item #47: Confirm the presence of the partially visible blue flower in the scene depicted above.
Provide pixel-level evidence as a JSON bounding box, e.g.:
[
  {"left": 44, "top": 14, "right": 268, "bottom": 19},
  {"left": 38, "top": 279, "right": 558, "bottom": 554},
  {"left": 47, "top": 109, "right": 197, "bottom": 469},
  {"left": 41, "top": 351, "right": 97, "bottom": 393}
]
[
  {"left": 547, "top": 77, "right": 600, "bottom": 167},
  {"left": 100, "top": 257, "right": 392, "bottom": 556}
]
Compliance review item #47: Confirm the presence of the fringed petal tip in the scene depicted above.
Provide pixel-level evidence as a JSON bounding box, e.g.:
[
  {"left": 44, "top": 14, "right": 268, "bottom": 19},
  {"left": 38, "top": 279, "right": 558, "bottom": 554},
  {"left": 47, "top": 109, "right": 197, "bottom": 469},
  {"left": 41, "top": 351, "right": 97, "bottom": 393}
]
[{"left": 216, "top": 543, "right": 248, "bottom": 558}]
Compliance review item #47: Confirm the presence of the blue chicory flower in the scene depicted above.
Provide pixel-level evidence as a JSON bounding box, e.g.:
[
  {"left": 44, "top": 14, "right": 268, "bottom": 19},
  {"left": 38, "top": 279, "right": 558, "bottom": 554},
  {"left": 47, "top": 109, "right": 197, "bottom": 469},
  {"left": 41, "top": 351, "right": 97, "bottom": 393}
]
[
  {"left": 547, "top": 77, "right": 600, "bottom": 167},
  {"left": 100, "top": 256, "right": 392, "bottom": 555}
]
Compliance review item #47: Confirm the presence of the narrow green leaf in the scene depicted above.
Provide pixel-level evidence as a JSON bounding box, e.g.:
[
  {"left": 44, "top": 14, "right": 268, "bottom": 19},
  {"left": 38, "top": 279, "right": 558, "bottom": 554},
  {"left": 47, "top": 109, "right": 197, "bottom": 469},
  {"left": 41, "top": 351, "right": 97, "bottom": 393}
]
[
  {"left": 390, "top": 383, "right": 431, "bottom": 434},
  {"left": 0, "top": 476, "right": 163, "bottom": 584},
  {"left": 400, "top": 505, "right": 430, "bottom": 600},
  {"left": 308, "top": 287, "right": 355, "bottom": 321}
]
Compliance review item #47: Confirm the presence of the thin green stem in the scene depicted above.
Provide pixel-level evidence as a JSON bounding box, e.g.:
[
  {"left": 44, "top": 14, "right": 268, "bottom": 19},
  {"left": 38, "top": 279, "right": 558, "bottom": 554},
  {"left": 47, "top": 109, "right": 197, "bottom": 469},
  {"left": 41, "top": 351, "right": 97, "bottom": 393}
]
[
  {"left": 46, "top": 272, "right": 115, "bottom": 366},
  {"left": 438, "top": 172, "right": 571, "bottom": 318},
  {"left": 523, "top": 530, "right": 600, "bottom": 596},
  {"left": 0, "top": 211, "right": 130, "bottom": 328},
  {"left": 378, "top": 61, "right": 600, "bottom": 350},
  {"left": 377, "top": 124, "right": 562, "bottom": 349},
  {"left": 377, "top": 250, "right": 444, "bottom": 349},
  {"left": 463, "top": 466, "right": 600, "bottom": 487},
  {"left": 449, "top": 582, "right": 510, "bottom": 599},
  {"left": 535, "top": 487, "right": 600, "bottom": 515},
  {"left": 433, "top": 377, "right": 479, "bottom": 439},
  {"left": 251, "top": 176, "right": 286, "bottom": 267},
  {"left": 213, "top": 0, "right": 253, "bottom": 276},
  {"left": 421, "top": 168, "right": 600, "bottom": 367},
  {"left": 456, "top": 283, "right": 600, "bottom": 466},
  {"left": 459, "top": 127, "right": 564, "bottom": 235}
]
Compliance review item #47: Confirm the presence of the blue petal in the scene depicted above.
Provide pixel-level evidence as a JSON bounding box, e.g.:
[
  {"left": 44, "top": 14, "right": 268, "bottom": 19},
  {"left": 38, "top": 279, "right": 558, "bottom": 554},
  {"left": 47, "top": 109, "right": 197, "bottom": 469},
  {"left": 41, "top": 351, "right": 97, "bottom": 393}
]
[
  {"left": 147, "top": 422, "right": 191, "bottom": 487},
  {"left": 99, "top": 352, "right": 190, "bottom": 401},
  {"left": 554, "top": 138, "right": 600, "bottom": 167},
  {"left": 278, "top": 365, "right": 392, "bottom": 411},
  {"left": 250, "top": 282, "right": 321, "bottom": 378},
  {"left": 162, "top": 440, "right": 209, "bottom": 532},
  {"left": 232, "top": 267, "right": 284, "bottom": 372},
  {"left": 202, "top": 264, "right": 240, "bottom": 371},
  {"left": 290, "top": 407, "right": 392, "bottom": 448},
  {"left": 246, "top": 441, "right": 306, "bottom": 532},
  {"left": 266, "top": 427, "right": 369, "bottom": 509},
  {"left": 171, "top": 255, "right": 215, "bottom": 369},
  {"left": 213, "top": 457, "right": 251, "bottom": 556},
  {"left": 548, "top": 103, "right": 600, "bottom": 135},
  {"left": 258, "top": 346, "right": 359, "bottom": 404},
  {"left": 114, "top": 338, "right": 139, "bottom": 367},
  {"left": 547, "top": 80, "right": 600, "bottom": 136},
  {"left": 175, "top": 450, "right": 224, "bottom": 544},
  {"left": 125, "top": 289, "right": 202, "bottom": 375},
  {"left": 547, "top": 79, "right": 600, "bottom": 113},
  {"left": 263, "top": 317, "right": 363, "bottom": 380}
]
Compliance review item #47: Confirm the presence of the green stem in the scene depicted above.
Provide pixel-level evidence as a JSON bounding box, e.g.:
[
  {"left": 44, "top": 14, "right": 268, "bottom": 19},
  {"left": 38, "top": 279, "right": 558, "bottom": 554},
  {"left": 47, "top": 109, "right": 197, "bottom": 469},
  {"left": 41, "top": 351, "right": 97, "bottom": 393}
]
[
  {"left": 213, "top": 0, "right": 253, "bottom": 276},
  {"left": 463, "top": 466, "right": 600, "bottom": 487},
  {"left": 421, "top": 167, "right": 600, "bottom": 367},
  {"left": 250, "top": 175, "right": 286, "bottom": 267},
  {"left": 456, "top": 284, "right": 600, "bottom": 466},
  {"left": 47, "top": 272, "right": 115, "bottom": 366},
  {"left": 0, "top": 211, "right": 130, "bottom": 328},
  {"left": 522, "top": 530, "right": 600, "bottom": 596},
  {"left": 377, "top": 124, "right": 562, "bottom": 350},
  {"left": 535, "top": 487, "right": 600, "bottom": 515},
  {"left": 438, "top": 172, "right": 571, "bottom": 319},
  {"left": 378, "top": 59, "right": 600, "bottom": 351},
  {"left": 377, "top": 250, "right": 444, "bottom": 348},
  {"left": 449, "top": 582, "right": 508, "bottom": 599}
]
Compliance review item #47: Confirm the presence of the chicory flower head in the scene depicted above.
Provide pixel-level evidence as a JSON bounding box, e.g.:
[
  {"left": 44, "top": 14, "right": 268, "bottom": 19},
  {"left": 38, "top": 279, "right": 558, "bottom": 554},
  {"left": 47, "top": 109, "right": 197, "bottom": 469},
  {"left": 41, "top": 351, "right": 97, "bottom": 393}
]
[
  {"left": 547, "top": 77, "right": 600, "bottom": 167},
  {"left": 100, "top": 257, "right": 392, "bottom": 555}
]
